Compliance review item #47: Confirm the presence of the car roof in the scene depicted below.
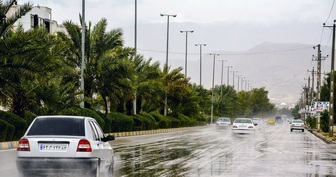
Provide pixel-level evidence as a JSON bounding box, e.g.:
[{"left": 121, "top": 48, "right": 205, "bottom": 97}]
[{"left": 35, "top": 115, "right": 94, "bottom": 120}]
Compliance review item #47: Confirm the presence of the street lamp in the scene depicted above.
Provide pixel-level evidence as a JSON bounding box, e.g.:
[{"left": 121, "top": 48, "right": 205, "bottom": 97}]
[
  {"left": 226, "top": 66, "right": 233, "bottom": 86},
  {"left": 219, "top": 59, "right": 228, "bottom": 96},
  {"left": 161, "top": 13, "right": 176, "bottom": 116},
  {"left": 180, "top": 30, "right": 194, "bottom": 77},
  {"left": 195, "top": 43, "right": 206, "bottom": 86},
  {"left": 241, "top": 77, "right": 245, "bottom": 91},
  {"left": 80, "top": 0, "right": 86, "bottom": 108},
  {"left": 231, "top": 70, "right": 237, "bottom": 89},
  {"left": 210, "top": 53, "right": 220, "bottom": 124},
  {"left": 237, "top": 75, "right": 242, "bottom": 91},
  {"left": 160, "top": 14, "right": 177, "bottom": 68}
]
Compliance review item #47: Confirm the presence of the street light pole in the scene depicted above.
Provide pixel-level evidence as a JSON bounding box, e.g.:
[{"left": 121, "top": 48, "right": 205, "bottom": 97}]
[
  {"left": 180, "top": 30, "right": 194, "bottom": 77},
  {"left": 237, "top": 75, "right": 242, "bottom": 91},
  {"left": 231, "top": 71, "right": 237, "bottom": 89},
  {"left": 227, "top": 66, "right": 232, "bottom": 86},
  {"left": 219, "top": 59, "right": 227, "bottom": 96},
  {"left": 241, "top": 77, "right": 245, "bottom": 91},
  {"left": 161, "top": 13, "right": 177, "bottom": 116},
  {"left": 161, "top": 14, "right": 176, "bottom": 68},
  {"left": 195, "top": 43, "right": 206, "bottom": 86},
  {"left": 210, "top": 53, "right": 220, "bottom": 124},
  {"left": 80, "top": 0, "right": 85, "bottom": 108}
]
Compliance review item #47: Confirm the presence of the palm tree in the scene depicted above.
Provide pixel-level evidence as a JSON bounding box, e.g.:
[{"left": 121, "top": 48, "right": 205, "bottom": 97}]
[
  {"left": 59, "top": 18, "right": 125, "bottom": 109},
  {"left": 0, "top": 27, "right": 67, "bottom": 116},
  {"left": 0, "top": 0, "right": 32, "bottom": 36},
  {"left": 97, "top": 46, "right": 135, "bottom": 114},
  {"left": 162, "top": 65, "right": 191, "bottom": 116},
  {"left": 132, "top": 55, "right": 164, "bottom": 114}
]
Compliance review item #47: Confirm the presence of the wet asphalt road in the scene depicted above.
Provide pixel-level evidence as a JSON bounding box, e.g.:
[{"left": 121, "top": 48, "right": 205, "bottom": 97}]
[
  {"left": 111, "top": 121, "right": 336, "bottom": 177},
  {"left": 1, "top": 120, "right": 336, "bottom": 177}
]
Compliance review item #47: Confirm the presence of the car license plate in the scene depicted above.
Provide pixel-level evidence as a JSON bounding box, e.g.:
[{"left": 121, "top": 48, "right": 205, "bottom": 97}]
[{"left": 39, "top": 144, "right": 68, "bottom": 151}]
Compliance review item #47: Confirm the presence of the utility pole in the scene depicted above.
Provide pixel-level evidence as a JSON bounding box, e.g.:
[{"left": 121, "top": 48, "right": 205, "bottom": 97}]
[
  {"left": 313, "top": 44, "right": 328, "bottom": 131},
  {"left": 307, "top": 68, "right": 314, "bottom": 105},
  {"left": 80, "top": 0, "right": 85, "bottom": 108},
  {"left": 324, "top": 20, "right": 335, "bottom": 137}
]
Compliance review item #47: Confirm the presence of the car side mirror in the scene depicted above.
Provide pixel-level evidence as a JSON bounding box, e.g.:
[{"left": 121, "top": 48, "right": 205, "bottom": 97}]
[
  {"left": 254, "top": 123, "right": 258, "bottom": 126},
  {"left": 102, "top": 135, "right": 115, "bottom": 142}
]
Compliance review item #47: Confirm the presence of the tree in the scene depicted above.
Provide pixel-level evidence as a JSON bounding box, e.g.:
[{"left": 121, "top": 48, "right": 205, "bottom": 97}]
[
  {"left": 0, "top": 27, "right": 67, "bottom": 116},
  {"left": 0, "top": 0, "right": 32, "bottom": 36},
  {"left": 131, "top": 54, "right": 163, "bottom": 114},
  {"left": 249, "top": 88, "right": 275, "bottom": 116},
  {"left": 59, "top": 18, "right": 125, "bottom": 109}
]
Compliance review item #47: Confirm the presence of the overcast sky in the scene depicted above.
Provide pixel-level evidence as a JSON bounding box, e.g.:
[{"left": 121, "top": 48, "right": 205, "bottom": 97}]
[
  {"left": 30, "top": 0, "right": 335, "bottom": 45},
  {"left": 24, "top": 0, "right": 336, "bottom": 105}
]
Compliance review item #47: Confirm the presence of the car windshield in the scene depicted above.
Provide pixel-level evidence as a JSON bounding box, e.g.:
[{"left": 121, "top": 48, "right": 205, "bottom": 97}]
[
  {"left": 234, "top": 119, "right": 252, "bottom": 124},
  {"left": 27, "top": 117, "right": 85, "bottom": 136}
]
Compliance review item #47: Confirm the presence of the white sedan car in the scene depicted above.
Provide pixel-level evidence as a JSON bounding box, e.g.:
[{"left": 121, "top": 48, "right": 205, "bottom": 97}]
[
  {"left": 290, "top": 119, "right": 305, "bottom": 132},
  {"left": 216, "top": 117, "right": 231, "bottom": 129},
  {"left": 231, "top": 118, "right": 256, "bottom": 134},
  {"left": 16, "top": 115, "right": 115, "bottom": 177}
]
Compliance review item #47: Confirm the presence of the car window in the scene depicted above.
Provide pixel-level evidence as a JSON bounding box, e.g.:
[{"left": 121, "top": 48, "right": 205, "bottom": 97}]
[
  {"left": 89, "top": 120, "right": 104, "bottom": 141},
  {"left": 234, "top": 119, "right": 252, "bottom": 123},
  {"left": 27, "top": 117, "right": 85, "bottom": 136},
  {"left": 292, "top": 120, "right": 303, "bottom": 123}
]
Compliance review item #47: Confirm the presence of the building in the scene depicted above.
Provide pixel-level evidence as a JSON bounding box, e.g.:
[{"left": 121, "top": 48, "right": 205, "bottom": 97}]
[{"left": 7, "top": 4, "right": 67, "bottom": 34}]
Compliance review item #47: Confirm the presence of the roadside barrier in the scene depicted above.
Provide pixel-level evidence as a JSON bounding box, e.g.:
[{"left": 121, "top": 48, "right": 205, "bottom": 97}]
[{"left": 0, "top": 127, "right": 198, "bottom": 150}]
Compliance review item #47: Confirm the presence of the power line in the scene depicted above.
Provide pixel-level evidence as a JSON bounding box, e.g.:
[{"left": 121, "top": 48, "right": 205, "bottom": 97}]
[
  {"left": 325, "top": 0, "right": 336, "bottom": 24},
  {"left": 137, "top": 46, "right": 312, "bottom": 56},
  {"left": 320, "top": 0, "right": 335, "bottom": 50}
]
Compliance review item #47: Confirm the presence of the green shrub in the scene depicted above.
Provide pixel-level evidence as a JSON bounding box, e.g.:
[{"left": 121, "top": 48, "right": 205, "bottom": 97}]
[
  {"left": 107, "top": 112, "right": 134, "bottom": 132},
  {"left": 140, "top": 112, "right": 158, "bottom": 129},
  {"left": 6, "top": 123, "right": 15, "bottom": 141},
  {"left": 0, "top": 111, "right": 27, "bottom": 140},
  {"left": 0, "top": 119, "right": 8, "bottom": 142},
  {"left": 134, "top": 114, "right": 157, "bottom": 130},
  {"left": 178, "top": 114, "right": 191, "bottom": 127},
  {"left": 168, "top": 116, "right": 181, "bottom": 128},
  {"left": 132, "top": 117, "right": 143, "bottom": 131},
  {"left": 150, "top": 112, "right": 172, "bottom": 128},
  {"left": 59, "top": 107, "right": 105, "bottom": 129}
]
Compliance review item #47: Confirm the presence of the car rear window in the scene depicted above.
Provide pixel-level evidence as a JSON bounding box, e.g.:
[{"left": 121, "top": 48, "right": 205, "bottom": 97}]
[
  {"left": 234, "top": 119, "right": 252, "bottom": 123},
  {"left": 292, "top": 120, "right": 303, "bottom": 124},
  {"left": 27, "top": 117, "right": 85, "bottom": 136}
]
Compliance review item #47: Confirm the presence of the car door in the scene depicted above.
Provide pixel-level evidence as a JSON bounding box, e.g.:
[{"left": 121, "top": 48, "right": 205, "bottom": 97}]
[{"left": 88, "top": 120, "right": 113, "bottom": 169}]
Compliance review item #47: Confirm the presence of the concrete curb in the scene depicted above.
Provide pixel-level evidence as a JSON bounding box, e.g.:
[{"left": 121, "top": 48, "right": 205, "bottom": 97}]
[
  {"left": 310, "top": 130, "right": 336, "bottom": 144},
  {"left": 0, "top": 127, "right": 197, "bottom": 150}
]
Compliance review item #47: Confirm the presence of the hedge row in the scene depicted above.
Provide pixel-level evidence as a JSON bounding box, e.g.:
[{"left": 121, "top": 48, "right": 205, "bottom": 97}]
[{"left": 0, "top": 108, "right": 207, "bottom": 142}]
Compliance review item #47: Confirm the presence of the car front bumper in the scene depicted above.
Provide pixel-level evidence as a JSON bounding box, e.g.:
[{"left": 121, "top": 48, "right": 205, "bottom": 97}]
[{"left": 16, "top": 157, "right": 100, "bottom": 177}]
